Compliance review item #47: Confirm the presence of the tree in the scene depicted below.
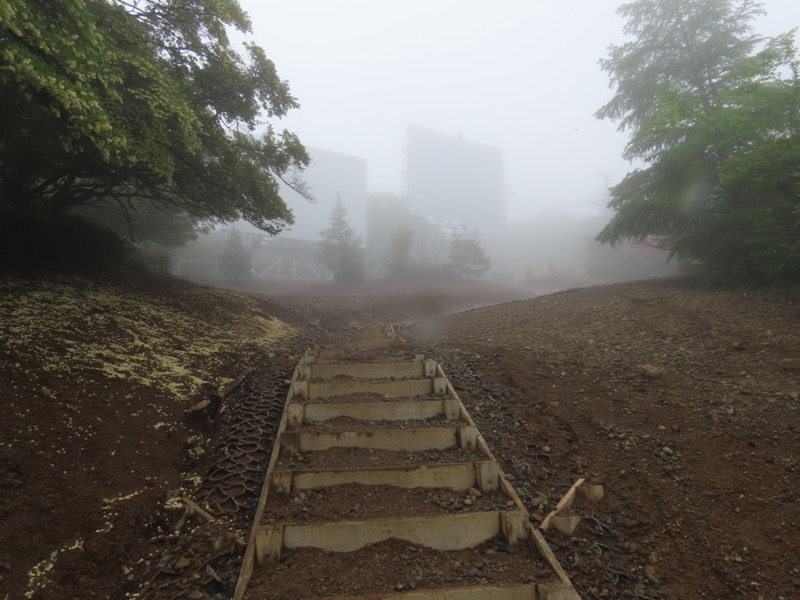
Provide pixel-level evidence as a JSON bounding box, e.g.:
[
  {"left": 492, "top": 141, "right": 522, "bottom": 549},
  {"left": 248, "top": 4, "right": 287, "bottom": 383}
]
[
  {"left": 595, "top": 0, "right": 800, "bottom": 284},
  {"left": 446, "top": 232, "right": 490, "bottom": 277},
  {"left": 318, "top": 197, "right": 365, "bottom": 283},
  {"left": 218, "top": 228, "right": 252, "bottom": 281},
  {"left": 384, "top": 226, "right": 414, "bottom": 277},
  {"left": 0, "top": 0, "right": 310, "bottom": 249},
  {"left": 76, "top": 201, "right": 206, "bottom": 249}
]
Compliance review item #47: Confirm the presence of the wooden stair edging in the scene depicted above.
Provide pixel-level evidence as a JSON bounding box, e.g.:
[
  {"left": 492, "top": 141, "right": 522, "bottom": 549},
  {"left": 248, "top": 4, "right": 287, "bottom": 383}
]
[
  {"left": 269, "top": 460, "right": 501, "bottom": 493},
  {"left": 254, "top": 510, "right": 531, "bottom": 563},
  {"left": 540, "top": 479, "right": 605, "bottom": 535},
  {"left": 234, "top": 340, "right": 585, "bottom": 600},
  {"left": 292, "top": 376, "right": 447, "bottom": 401},
  {"left": 286, "top": 397, "right": 463, "bottom": 425},
  {"left": 279, "top": 424, "right": 480, "bottom": 455},
  {"left": 301, "top": 582, "right": 579, "bottom": 600},
  {"left": 297, "top": 359, "right": 438, "bottom": 381},
  {"left": 233, "top": 349, "right": 310, "bottom": 600}
]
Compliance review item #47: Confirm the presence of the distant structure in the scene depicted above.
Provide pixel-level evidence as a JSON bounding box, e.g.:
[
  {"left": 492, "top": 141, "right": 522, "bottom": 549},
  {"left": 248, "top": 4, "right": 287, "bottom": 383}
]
[
  {"left": 403, "top": 125, "right": 505, "bottom": 230},
  {"left": 279, "top": 147, "right": 368, "bottom": 241}
]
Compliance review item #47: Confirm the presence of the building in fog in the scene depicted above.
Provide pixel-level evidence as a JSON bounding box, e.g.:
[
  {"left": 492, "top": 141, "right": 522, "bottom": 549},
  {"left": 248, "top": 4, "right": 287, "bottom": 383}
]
[
  {"left": 279, "top": 147, "right": 368, "bottom": 241},
  {"left": 403, "top": 125, "right": 505, "bottom": 230}
]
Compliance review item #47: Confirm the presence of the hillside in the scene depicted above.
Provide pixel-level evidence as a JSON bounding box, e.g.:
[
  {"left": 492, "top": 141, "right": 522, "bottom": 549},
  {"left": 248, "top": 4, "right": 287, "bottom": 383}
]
[
  {"left": 1, "top": 272, "right": 799, "bottom": 599},
  {"left": 0, "top": 271, "right": 309, "bottom": 599}
]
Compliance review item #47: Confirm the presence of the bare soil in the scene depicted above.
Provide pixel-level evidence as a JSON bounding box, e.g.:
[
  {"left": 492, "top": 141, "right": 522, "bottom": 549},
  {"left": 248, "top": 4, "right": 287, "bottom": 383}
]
[
  {"left": 276, "top": 446, "right": 489, "bottom": 471},
  {"left": 2, "top": 271, "right": 799, "bottom": 599},
  {"left": 263, "top": 483, "right": 513, "bottom": 523},
  {"left": 245, "top": 538, "right": 556, "bottom": 600}
]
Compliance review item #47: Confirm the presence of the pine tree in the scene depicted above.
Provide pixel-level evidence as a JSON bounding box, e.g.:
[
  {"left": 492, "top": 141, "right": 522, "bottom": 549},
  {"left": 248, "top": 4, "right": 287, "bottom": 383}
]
[{"left": 318, "top": 197, "right": 365, "bottom": 283}]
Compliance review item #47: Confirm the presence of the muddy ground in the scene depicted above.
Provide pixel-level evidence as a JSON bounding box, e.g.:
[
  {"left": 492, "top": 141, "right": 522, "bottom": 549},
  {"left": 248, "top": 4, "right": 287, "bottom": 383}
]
[{"left": 1, "top": 271, "right": 798, "bottom": 599}]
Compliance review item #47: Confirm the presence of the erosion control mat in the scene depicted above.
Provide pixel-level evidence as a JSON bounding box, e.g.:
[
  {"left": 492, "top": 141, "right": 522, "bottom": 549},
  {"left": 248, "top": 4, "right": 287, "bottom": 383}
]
[{"left": 234, "top": 324, "right": 596, "bottom": 600}]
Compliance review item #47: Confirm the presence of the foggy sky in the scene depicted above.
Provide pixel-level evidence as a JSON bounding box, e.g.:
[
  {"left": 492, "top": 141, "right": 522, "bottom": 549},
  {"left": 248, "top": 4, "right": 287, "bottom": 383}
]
[{"left": 239, "top": 0, "right": 798, "bottom": 223}]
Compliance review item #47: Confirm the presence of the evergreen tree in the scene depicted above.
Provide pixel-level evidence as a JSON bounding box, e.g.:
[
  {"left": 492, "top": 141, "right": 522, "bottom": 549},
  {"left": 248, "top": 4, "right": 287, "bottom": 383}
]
[{"left": 318, "top": 197, "right": 365, "bottom": 283}]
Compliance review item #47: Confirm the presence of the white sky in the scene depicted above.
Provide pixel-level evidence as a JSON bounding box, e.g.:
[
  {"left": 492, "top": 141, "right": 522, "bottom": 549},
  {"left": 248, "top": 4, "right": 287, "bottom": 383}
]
[{"left": 239, "top": 0, "right": 799, "bottom": 222}]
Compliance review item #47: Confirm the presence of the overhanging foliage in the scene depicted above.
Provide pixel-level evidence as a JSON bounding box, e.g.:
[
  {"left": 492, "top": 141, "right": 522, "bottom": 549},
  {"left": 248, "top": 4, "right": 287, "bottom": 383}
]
[
  {"left": 0, "top": 0, "right": 310, "bottom": 242},
  {"left": 596, "top": 0, "right": 800, "bottom": 284}
]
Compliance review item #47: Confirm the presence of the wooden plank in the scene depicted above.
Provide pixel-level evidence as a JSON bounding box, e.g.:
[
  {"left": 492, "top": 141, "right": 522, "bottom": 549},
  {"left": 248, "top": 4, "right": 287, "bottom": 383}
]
[
  {"left": 292, "top": 380, "right": 309, "bottom": 400},
  {"left": 551, "top": 515, "right": 581, "bottom": 535},
  {"left": 270, "top": 470, "right": 292, "bottom": 494},
  {"left": 442, "top": 398, "right": 462, "bottom": 421},
  {"left": 280, "top": 431, "right": 301, "bottom": 457},
  {"left": 308, "top": 378, "right": 433, "bottom": 400},
  {"left": 303, "top": 399, "right": 449, "bottom": 422},
  {"left": 537, "top": 582, "right": 581, "bottom": 600},
  {"left": 501, "top": 510, "right": 530, "bottom": 545},
  {"left": 277, "top": 511, "right": 505, "bottom": 553},
  {"left": 578, "top": 483, "right": 604, "bottom": 504},
  {"left": 540, "top": 478, "right": 585, "bottom": 532},
  {"left": 308, "top": 362, "right": 427, "bottom": 381},
  {"left": 457, "top": 425, "right": 478, "bottom": 451},
  {"left": 292, "top": 426, "right": 462, "bottom": 453},
  {"left": 437, "top": 367, "right": 496, "bottom": 460},
  {"left": 475, "top": 461, "right": 500, "bottom": 491},
  {"left": 499, "top": 477, "right": 529, "bottom": 514},
  {"left": 271, "top": 461, "right": 498, "bottom": 492},
  {"left": 528, "top": 524, "right": 573, "bottom": 587},
  {"left": 286, "top": 403, "right": 304, "bottom": 429},
  {"left": 424, "top": 359, "right": 437, "bottom": 378},
  {"left": 307, "top": 583, "right": 539, "bottom": 600},
  {"left": 254, "top": 524, "right": 283, "bottom": 565}
]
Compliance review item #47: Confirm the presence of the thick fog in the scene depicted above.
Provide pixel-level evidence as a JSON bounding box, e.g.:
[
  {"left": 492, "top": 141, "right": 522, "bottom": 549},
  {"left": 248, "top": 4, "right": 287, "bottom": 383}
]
[
  {"left": 240, "top": 0, "right": 795, "bottom": 220},
  {"left": 187, "top": 0, "right": 798, "bottom": 285}
]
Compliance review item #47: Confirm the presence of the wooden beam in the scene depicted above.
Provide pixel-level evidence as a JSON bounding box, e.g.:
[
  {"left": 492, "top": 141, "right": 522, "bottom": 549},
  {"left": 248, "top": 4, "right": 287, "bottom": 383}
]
[
  {"left": 254, "top": 524, "right": 283, "bottom": 565},
  {"left": 289, "top": 426, "right": 462, "bottom": 453},
  {"left": 292, "top": 380, "right": 308, "bottom": 400},
  {"left": 270, "top": 470, "right": 293, "bottom": 494},
  {"left": 578, "top": 483, "right": 604, "bottom": 504},
  {"left": 274, "top": 511, "right": 507, "bottom": 553},
  {"left": 424, "top": 359, "right": 438, "bottom": 378},
  {"left": 540, "top": 478, "right": 585, "bottom": 532},
  {"left": 270, "top": 461, "right": 500, "bottom": 492},
  {"left": 308, "top": 378, "right": 433, "bottom": 400},
  {"left": 280, "top": 431, "right": 301, "bottom": 457},
  {"left": 536, "top": 582, "right": 581, "bottom": 600},
  {"left": 501, "top": 510, "right": 530, "bottom": 545},
  {"left": 304, "top": 583, "right": 540, "bottom": 600},
  {"left": 303, "top": 399, "right": 452, "bottom": 422},
  {"left": 442, "top": 398, "right": 462, "bottom": 421},
  {"left": 286, "top": 403, "right": 304, "bottom": 429},
  {"left": 528, "top": 524, "right": 574, "bottom": 587},
  {"left": 551, "top": 515, "right": 581, "bottom": 536},
  {"left": 458, "top": 425, "right": 478, "bottom": 451},
  {"left": 475, "top": 460, "right": 500, "bottom": 491},
  {"left": 307, "top": 362, "right": 428, "bottom": 381}
]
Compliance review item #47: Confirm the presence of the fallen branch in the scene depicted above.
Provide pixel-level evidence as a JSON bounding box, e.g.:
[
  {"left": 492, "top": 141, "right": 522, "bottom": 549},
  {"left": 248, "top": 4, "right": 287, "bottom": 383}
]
[
  {"left": 181, "top": 496, "right": 215, "bottom": 522},
  {"left": 219, "top": 366, "right": 253, "bottom": 400}
]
